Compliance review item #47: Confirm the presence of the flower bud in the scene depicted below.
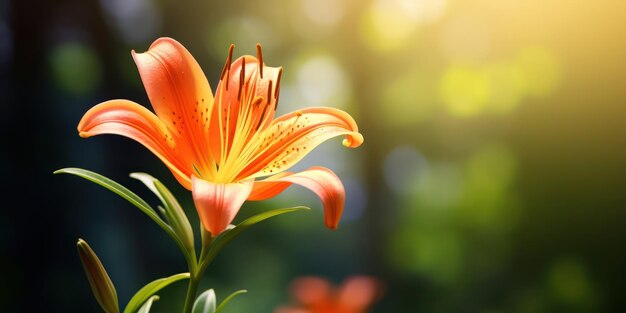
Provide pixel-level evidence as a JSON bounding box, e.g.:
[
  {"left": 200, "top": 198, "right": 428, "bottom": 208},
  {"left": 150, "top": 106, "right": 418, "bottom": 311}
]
[{"left": 77, "top": 239, "right": 119, "bottom": 313}]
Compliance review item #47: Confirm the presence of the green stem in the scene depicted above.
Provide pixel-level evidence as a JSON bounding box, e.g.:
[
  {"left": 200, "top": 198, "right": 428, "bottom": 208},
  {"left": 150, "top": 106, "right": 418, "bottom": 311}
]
[
  {"left": 182, "top": 273, "right": 200, "bottom": 313},
  {"left": 182, "top": 230, "right": 213, "bottom": 313},
  {"left": 182, "top": 264, "right": 210, "bottom": 313}
]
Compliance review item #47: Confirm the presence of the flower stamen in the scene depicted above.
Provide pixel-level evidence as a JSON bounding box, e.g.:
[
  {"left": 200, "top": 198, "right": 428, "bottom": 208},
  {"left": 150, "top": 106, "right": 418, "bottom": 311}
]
[
  {"left": 256, "top": 43, "right": 263, "bottom": 78},
  {"left": 238, "top": 58, "right": 245, "bottom": 100},
  {"left": 275, "top": 68, "right": 283, "bottom": 106},
  {"left": 222, "top": 44, "right": 235, "bottom": 90},
  {"left": 266, "top": 80, "right": 273, "bottom": 105}
]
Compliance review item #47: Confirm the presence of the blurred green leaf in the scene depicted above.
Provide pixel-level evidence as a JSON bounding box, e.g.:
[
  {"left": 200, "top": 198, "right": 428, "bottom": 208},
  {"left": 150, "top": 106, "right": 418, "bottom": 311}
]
[
  {"left": 192, "top": 289, "right": 216, "bottom": 313},
  {"left": 76, "top": 239, "right": 119, "bottom": 313},
  {"left": 201, "top": 207, "right": 309, "bottom": 268},
  {"left": 215, "top": 290, "right": 247, "bottom": 313},
  {"left": 124, "top": 273, "right": 190, "bottom": 313},
  {"left": 130, "top": 172, "right": 195, "bottom": 253},
  {"left": 137, "top": 295, "right": 159, "bottom": 313}
]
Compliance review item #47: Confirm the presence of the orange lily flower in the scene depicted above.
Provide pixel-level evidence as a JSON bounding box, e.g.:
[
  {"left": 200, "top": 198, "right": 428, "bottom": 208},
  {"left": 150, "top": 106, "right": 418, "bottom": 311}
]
[
  {"left": 77, "top": 38, "right": 363, "bottom": 236},
  {"left": 276, "top": 276, "right": 381, "bottom": 313}
]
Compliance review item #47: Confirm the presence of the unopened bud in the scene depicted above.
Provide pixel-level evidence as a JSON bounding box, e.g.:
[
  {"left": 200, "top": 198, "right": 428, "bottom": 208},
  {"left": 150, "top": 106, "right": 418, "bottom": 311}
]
[{"left": 77, "top": 239, "right": 119, "bottom": 313}]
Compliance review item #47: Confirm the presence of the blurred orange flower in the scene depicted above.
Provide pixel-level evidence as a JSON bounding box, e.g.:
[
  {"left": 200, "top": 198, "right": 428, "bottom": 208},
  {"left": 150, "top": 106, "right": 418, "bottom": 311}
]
[
  {"left": 277, "top": 276, "right": 382, "bottom": 313},
  {"left": 78, "top": 37, "right": 363, "bottom": 236}
]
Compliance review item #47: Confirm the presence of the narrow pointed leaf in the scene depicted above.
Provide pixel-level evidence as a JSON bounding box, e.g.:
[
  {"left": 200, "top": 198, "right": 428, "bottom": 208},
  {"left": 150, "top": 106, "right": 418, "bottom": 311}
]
[
  {"left": 215, "top": 290, "right": 247, "bottom": 313},
  {"left": 130, "top": 172, "right": 195, "bottom": 252},
  {"left": 56, "top": 168, "right": 154, "bottom": 218},
  {"left": 55, "top": 168, "right": 188, "bottom": 261},
  {"left": 192, "top": 289, "right": 216, "bottom": 313},
  {"left": 137, "top": 296, "right": 159, "bottom": 313},
  {"left": 201, "top": 207, "right": 309, "bottom": 267},
  {"left": 77, "top": 239, "right": 120, "bottom": 313},
  {"left": 124, "top": 273, "right": 190, "bottom": 313},
  {"left": 157, "top": 205, "right": 169, "bottom": 222}
]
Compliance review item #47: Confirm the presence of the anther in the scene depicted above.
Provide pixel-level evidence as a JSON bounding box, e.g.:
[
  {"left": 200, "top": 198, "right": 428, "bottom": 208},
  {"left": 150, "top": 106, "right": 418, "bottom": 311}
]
[
  {"left": 221, "top": 44, "right": 235, "bottom": 90},
  {"left": 255, "top": 103, "right": 270, "bottom": 130},
  {"left": 238, "top": 58, "right": 246, "bottom": 100},
  {"left": 256, "top": 43, "right": 263, "bottom": 78}
]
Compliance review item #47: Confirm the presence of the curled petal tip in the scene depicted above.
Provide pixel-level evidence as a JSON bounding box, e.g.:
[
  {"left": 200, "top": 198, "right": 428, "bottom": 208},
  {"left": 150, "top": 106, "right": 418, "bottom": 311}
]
[
  {"left": 343, "top": 133, "right": 364, "bottom": 148},
  {"left": 325, "top": 211, "right": 342, "bottom": 230},
  {"left": 148, "top": 37, "right": 179, "bottom": 50},
  {"left": 326, "top": 223, "right": 339, "bottom": 231}
]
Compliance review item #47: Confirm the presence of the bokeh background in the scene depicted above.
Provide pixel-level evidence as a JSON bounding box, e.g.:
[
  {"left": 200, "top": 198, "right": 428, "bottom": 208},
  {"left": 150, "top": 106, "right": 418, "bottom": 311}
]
[{"left": 2, "top": 0, "right": 626, "bottom": 312}]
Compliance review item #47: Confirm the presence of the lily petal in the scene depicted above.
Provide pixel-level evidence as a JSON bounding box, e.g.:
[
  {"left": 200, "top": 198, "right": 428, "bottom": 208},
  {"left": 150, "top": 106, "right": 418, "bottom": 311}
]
[
  {"left": 246, "top": 171, "right": 293, "bottom": 199},
  {"left": 290, "top": 276, "right": 333, "bottom": 307},
  {"left": 274, "top": 308, "right": 309, "bottom": 313},
  {"left": 237, "top": 107, "right": 363, "bottom": 180},
  {"left": 337, "top": 276, "right": 380, "bottom": 311},
  {"left": 247, "top": 167, "right": 345, "bottom": 229},
  {"left": 78, "top": 99, "right": 192, "bottom": 188},
  {"left": 192, "top": 176, "right": 254, "bottom": 236},
  {"left": 132, "top": 37, "right": 215, "bottom": 177}
]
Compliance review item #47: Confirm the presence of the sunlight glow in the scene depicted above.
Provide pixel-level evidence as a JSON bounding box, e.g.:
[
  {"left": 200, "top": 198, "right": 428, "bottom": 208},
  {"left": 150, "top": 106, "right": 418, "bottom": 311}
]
[
  {"left": 361, "top": 0, "right": 447, "bottom": 51},
  {"left": 380, "top": 72, "right": 437, "bottom": 127},
  {"left": 300, "top": 0, "right": 346, "bottom": 27},
  {"left": 484, "top": 62, "right": 525, "bottom": 114},
  {"left": 297, "top": 55, "right": 351, "bottom": 108},
  {"left": 516, "top": 47, "right": 561, "bottom": 98},
  {"left": 439, "top": 65, "right": 491, "bottom": 117}
]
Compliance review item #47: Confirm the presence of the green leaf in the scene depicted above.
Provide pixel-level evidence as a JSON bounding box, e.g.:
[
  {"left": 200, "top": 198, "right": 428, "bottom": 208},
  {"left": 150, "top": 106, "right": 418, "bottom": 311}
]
[
  {"left": 157, "top": 205, "right": 169, "bottom": 222},
  {"left": 137, "top": 296, "right": 159, "bottom": 313},
  {"left": 215, "top": 290, "right": 247, "bottom": 313},
  {"left": 201, "top": 207, "right": 309, "bottom": 268},
  {"left": 192, "top": 289, "right": 216, "bottom": 313},
  {"left": 123, "top": 273, "right": 190, "bottom": 313},
  {"left": 55, "top": 168, "right": 163, "bottom": 229},
  {"left": 76, "top": 239, "right": 120, "bottom": 313},
  {"left": 199, "top": 224, "right": 213, "bottom": 262},
  {"left": 56, "top": 168, "right": 154, "bottom": 217},
  {"left": 55, "top": 168, "right": 189, "bottom": 263},
  {"left": 130, "top": 172, "right": 195, "bottom": 252}
]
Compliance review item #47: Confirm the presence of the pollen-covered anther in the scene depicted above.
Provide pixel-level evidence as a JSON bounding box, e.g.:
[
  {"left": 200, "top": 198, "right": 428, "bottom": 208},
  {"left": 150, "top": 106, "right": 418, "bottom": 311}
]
[
  {"left": 256, "top": 43, "right": 263, "bottom": 78},
  {"left": 296, "top": 111, "right": 303, "bottom": 117}
]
